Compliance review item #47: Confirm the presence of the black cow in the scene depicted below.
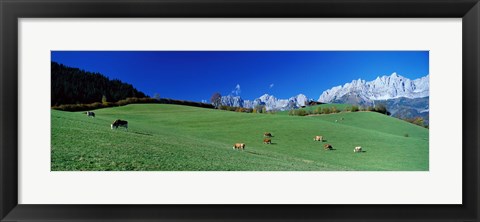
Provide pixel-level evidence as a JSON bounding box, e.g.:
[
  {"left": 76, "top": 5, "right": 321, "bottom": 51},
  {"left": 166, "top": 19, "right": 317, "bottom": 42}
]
[
  {"left": 111, "top": 119, "right": 128, "bottom": 131},
  {"left": 86, "top": 111, "right": 95, "bottom": 118}
]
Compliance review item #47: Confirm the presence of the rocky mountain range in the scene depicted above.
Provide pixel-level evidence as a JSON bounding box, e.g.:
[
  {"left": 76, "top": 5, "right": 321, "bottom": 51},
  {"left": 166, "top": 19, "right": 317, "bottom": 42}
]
[
  {"left": 221, "top": 94, "right": 308, "bottom": 111},
  {"left": 318, "top": 72, "right": 429, "bottom": 123},
  {"left": 379, "top": 96, "right": 429, "bottom": 124},
  {"left": 318, "top": 72, "right": 429, "bottom": 105},
  {"left": 219, "top": 72, "right": 429, "bottom": 123}
]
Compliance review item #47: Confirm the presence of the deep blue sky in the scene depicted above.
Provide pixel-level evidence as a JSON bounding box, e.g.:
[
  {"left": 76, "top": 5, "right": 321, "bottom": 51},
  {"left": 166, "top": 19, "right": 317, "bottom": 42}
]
[{"left": 51, "top": 51, "right": 429, "bottom": 102}]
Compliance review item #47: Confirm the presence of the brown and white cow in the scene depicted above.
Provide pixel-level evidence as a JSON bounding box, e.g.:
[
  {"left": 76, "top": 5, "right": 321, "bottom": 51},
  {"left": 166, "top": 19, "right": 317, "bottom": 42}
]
[
  {"left": 264, "top": 132, "right": 272, "bottom": 137},
  {"left": 354, "top": 146, "right": 362, "bottom": 153},
  {"left": 111, "top": 119, "right": 128, "bottom": 131},
  {"left": 314, "top": 136, "right": 323, "bottom": 142},
  {"left": 263, "top": 138, "right": 272, "bottom": 144},
  {"left": 233, "top": 143, "right": 245, "bottom": 150},
  {"left": 324, "top": 144, "right": 333, "bottom": 150}
]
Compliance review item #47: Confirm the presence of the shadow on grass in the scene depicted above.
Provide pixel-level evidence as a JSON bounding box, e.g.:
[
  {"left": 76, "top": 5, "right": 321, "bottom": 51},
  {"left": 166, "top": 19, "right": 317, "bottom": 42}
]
[
  {"left": 131, "top": 131, "right": 153, "bottom": 136},
  {"left": 244, "top": 150, "right": 262, "bottom": 155}
]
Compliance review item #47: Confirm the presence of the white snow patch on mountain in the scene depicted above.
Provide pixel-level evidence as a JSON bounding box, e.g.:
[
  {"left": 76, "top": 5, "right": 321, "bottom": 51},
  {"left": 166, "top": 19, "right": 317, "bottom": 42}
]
[
  {"left": 318, "top": 72, "right": 429, "bottom": 103},
  {"left": 221, "top": 94, "right": 309, "bottom": 111}
]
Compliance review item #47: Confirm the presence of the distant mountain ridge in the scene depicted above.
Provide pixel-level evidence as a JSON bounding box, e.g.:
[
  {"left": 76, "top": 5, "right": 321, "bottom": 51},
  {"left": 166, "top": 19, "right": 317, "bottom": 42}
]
[
  {"left": 220, "top": 73, "right": 429, "bottom": 114},
  {"left": 381, "top": 96, "right": 429, "bottom": 124},
  {"left": 317, "top": 72, "right": 429, "bottom": 124},
  {"left": 221, "top": 94, "right": 308, "bottom": 111},
  {"left": 318, "top": 72, "right": 429, "bottom": 105}
]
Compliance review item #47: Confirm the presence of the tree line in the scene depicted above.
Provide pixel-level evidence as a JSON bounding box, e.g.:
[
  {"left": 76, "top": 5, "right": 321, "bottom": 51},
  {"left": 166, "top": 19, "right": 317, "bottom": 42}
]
[
  {"left": 52, "top": 97, "right": 215, "bottom": 112},
  {"left": 288, "top": 104, "right": 390, "bottom": 116},
  {"left": 51, "top": 62, "right": 147, "bottom": 106}
]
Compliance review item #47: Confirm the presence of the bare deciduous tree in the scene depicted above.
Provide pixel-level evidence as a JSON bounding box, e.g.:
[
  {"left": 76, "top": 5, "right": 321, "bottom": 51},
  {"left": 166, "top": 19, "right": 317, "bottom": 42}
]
[{"left": 210, "top": 92, "right": 222, "bottom": 108}]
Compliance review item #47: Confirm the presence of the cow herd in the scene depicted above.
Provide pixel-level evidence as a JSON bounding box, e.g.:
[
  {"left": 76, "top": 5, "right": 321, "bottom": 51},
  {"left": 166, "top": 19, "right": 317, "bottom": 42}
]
[
  {"left": 85, "top": 111, "right": 129, "bottom": 131},
  {"left": 233, "top": 131, "right": 364, "bottom": 153},
  {"left": 87, "top": 110, "right": 364, "bottom": 153}
]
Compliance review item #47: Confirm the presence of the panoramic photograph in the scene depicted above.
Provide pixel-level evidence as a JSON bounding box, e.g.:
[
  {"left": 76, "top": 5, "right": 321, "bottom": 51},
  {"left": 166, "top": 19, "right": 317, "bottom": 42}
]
[{"left": 51, "top": 51, "right": 429, "bottom": 171}]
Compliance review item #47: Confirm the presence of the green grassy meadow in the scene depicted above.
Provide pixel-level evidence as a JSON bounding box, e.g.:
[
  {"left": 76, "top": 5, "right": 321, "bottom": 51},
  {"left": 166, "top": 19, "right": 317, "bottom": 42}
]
[{"left": 51, "top": 104, "right": 429, "bottom": 171}]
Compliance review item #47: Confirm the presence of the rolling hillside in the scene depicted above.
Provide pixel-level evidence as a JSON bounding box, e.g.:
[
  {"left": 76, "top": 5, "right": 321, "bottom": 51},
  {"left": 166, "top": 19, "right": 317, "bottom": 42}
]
[{"left": 51, "top": 104, "right": 429, "bottom": 171}]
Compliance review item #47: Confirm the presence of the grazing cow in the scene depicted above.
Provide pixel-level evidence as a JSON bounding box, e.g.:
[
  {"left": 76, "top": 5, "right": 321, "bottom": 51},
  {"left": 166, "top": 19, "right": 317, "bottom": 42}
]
[
  {"left": 313, "top": 136, "right": 324, "bottom": 142},
  {"left": 233, "top": 143, "right": 245, "bottom": 150},
  {"left": 86, "top": 111, "right": 95, "bottom": 118},
  {"left": 324, "top": 144, "right": 333, "bottom": 150},
  {"left": 354, "top": 146, "right": 362, "bottom": 153},
  {"left": 264, "top": 132, "right": 272, "bottom": 137},
  {"left": 111, "top": 119, "right": 128, "bottom": 131},
  {"left": 263, "top": 138, "right": 272, "bottom": 144}
]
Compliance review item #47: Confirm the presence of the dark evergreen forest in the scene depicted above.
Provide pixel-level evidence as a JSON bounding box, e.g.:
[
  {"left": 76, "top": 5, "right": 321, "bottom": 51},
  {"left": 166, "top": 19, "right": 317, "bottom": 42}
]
[{"left": 51, "top": 62, "right": 147, "bottom": 106}]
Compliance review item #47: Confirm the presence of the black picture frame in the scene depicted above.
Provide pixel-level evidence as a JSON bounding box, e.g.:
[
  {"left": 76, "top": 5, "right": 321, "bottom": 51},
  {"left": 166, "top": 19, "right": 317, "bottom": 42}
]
[{"left": 1, "top": 0, "right": 479, "bottom": 221}]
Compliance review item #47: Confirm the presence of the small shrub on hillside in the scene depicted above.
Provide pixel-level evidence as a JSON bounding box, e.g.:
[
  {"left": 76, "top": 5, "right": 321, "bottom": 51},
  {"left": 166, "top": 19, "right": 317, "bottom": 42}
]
[
  {"left": 296, "top": 109, "right": 308, "bottom": 116},
  {"left": 404, "top": 117, "right": 426, "bottom": 128},
  {"left": 219, "top": 105, "right": 240, "bottom": 112},
  {"left": 228, "top": 106, "right": 237, "bottom": 112},
  {"left": 235, "top": 107, "right": 252, "bottom": 113},
  {"left": 288, "top": 109, "right": 308, "bottom": 116},
  {"left": 125, "top": 97, "right": 137, "bottom": 103},
  {"left": 331, "top": 106, "right": 339, "bottom": 113},
  {"left": 322, "top": 107, "right": 331, "bottom": 114},
  {"left": 408, "top": 118, "right": 426, "bottom": 127},
  {"left": 235, "top": 107, "right": 245, "bottom": 112},
  {"left": 89, "top": 102, "right": 105, "bottom": 109},
  {"left": 253, "top": 105, "right": 266, "bottom": 114},
  {"left": 116, "top": 99, "right": 128, "bottom": 106},
  {"left": 374, "top": 104, "right": 388, "bottom": 114},
  {"left": 244, "top": 108, "right": 253, "bottom": 113},
  {"left": 404, "top": 133, "right": 409, "bottom": 137}
]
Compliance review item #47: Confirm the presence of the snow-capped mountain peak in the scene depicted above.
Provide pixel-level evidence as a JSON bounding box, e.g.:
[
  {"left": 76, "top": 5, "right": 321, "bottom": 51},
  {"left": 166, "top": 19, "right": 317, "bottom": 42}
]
[
  {"left": 318, "top": 73, "right": 429, "bottom": 104},
  {"left": 221, "top": 93, "right": 309, "bottom": 111}
]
